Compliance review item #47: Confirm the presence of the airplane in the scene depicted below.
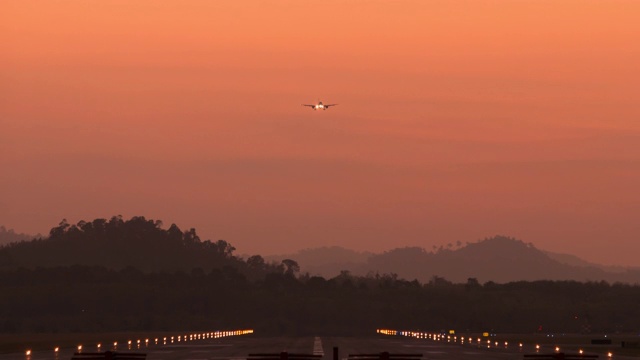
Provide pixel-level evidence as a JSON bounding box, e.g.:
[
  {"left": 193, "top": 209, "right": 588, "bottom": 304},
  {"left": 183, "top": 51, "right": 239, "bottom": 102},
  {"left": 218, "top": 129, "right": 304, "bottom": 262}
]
[{"left": 302, "top": 101, "right": 338, "bottom": 110}]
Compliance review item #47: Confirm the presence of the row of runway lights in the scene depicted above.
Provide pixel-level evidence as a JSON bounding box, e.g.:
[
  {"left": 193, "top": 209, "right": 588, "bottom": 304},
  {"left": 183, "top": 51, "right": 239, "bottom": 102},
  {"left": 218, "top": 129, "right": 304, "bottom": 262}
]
[
  {"left": 377, "top": 329, "right": 613, "bottom": 358},
  {"left": 25, "top": 330, "right": 254, "bottom": 357}
]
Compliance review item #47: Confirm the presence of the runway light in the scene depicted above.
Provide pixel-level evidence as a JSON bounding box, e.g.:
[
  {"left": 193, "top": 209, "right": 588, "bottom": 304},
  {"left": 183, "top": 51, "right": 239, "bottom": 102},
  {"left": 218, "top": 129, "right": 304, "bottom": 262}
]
[
  {"left": 555, "top": 347, "right": 560, "bottom": 352},
  {"left": 26, "top": 350, "right": 32, "bottom": 356},
  {"left": 77, "top": 345, "right": 83, "bottom": 352},
  {"left": 54, "top": 347, "right": 59, "bottom": 353},
  {"left": 519, "top": 343, "right": 523, "bottom": 348},
  {"left": 97, "top": 344, "right": 101, "bottom": 349},
  {"left": 579, "top": 349, "right": 584, "bottom": 354},
  {"left": 608, "top": 352, "right": 612, "bottom": 358},
  {"left": 536, "top": 345, "right": 540, "bottom": 350},
  {"left": 113, "top": 342, "right": 118, "bottom": 348}
]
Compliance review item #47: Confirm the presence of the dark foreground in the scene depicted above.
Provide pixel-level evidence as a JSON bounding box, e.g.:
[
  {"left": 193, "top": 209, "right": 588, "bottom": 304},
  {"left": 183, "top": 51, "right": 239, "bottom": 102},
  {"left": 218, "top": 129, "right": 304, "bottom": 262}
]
[{"left": 1, "top": 335, "right": 636, "bottom": 360}]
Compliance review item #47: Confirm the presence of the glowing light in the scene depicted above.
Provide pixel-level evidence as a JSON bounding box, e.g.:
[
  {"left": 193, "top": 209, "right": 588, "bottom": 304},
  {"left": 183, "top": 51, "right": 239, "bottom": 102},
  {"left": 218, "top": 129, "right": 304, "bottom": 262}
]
[
  {"left": 77, "top": 345, "right": 83, "bottom": 352},
  {"left": 555, "top": 347, "right": 560, "bottom": 352},
  {"left": 26, "top": 350, "right": 32, "bottom": 356},
  {"left": 579, "top": 350, "right": 584, "bottom": 354},
  {"left": 536, "top": 345, "right": 540, "bottom": 350},
  {"left": 608, "top": 352, "right": 613, "bottom": 358},
  {"left": 54, "top": 347, "right": 59, "bottom": 352}
]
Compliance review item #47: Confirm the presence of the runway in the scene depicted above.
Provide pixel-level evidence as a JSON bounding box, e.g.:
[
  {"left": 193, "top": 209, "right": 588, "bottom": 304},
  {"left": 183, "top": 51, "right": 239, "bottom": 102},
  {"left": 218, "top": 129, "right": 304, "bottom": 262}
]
[{"left": 2, "top": 335, "right": 633, "bottom": 360}]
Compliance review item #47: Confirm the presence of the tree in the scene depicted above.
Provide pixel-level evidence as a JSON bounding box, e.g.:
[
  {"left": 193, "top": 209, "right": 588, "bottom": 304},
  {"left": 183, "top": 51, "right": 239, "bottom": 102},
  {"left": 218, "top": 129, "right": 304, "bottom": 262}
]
[
  {"left": 247, "top": 255, "right": 266, "bottom": 271},
  {"left": 281, "top": 259, "right": 300, "bottom": 276}
]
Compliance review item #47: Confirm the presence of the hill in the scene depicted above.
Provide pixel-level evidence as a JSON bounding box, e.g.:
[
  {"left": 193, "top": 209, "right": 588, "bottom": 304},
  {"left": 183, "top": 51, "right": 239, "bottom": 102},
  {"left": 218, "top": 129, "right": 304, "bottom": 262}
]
[
  {"left": 274, "top": 237, "right": 640, "bottom": 284},
  {"left": 264, "top": 246, "right": 372, "bottom": 278},
  {"left": 0, "top": 216, "right": 274, "bottom": 277},
  {"left": 0, "top": 226, "right": 40, "bottom": 246},
  {"left": 3, "top": 217, "right": 640, "bottom": 284}
]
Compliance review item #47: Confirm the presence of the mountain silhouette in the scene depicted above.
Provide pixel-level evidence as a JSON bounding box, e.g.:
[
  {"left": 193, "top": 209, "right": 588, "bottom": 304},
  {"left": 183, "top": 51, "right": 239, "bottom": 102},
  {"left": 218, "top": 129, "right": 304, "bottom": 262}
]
[
  {"left": 0, "top": 216, "right": 244, "bottom": 273},
  {"left": 272, "top": 236, "right": 640, "bottom": 284},
  {"left": 3, "top": 218, "right": 640, "bottom": 283},
  {"left": 0, "top": 226, "right": 40, "bottom": 246},
  {"left": 265, "top": 246, "right": 373, "bottom": 278}
]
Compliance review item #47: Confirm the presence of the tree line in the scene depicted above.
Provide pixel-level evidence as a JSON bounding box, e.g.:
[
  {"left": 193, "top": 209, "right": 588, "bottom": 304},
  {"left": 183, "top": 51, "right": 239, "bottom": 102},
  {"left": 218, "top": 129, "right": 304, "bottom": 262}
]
[{"left": 1, "top": 266, "right": 639, "bottom": 335}]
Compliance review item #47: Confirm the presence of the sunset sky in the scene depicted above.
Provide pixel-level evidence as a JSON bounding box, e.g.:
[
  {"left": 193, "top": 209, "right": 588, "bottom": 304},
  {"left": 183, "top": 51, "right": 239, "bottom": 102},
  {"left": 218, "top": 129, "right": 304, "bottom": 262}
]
[{"left": 2, "top": 0, "right": 639, "bottom": 266}]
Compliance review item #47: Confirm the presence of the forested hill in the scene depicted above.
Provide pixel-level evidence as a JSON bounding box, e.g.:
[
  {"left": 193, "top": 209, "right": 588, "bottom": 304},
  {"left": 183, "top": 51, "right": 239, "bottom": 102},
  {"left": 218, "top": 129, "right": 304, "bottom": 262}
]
[
  {"left": 360, "top": 237, "right": 640, "bottom": 284},
  {"left": 270, "top": 237, "right": 640, "bottom": 284},
  {"left": 4, "top": 217, "right": 640, "bottom": 284},
  {"left": 0, "top": 216, "right": 287, "bottom": 278}
]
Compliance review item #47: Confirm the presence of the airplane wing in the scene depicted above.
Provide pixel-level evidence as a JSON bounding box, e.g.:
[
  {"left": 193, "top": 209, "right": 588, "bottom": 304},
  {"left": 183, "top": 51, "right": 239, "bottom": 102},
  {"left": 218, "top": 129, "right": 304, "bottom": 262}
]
[
  {"left": 324, "top": 104, "right": 338, "bottom": 108},
  {"left": 302, "top": 104, "right": 315, "bottom": 107}
]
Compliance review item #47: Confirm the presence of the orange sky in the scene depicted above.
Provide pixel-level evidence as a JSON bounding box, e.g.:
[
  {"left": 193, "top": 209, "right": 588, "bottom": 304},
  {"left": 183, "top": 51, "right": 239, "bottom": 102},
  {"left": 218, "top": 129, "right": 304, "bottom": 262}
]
[{"left": 2, "top": 0, "right": 639, "bottom": 266}]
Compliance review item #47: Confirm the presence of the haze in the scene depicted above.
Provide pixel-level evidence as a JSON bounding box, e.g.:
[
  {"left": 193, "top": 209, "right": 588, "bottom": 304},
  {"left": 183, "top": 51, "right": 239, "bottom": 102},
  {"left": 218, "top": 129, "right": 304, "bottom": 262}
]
[{"left": 2, "top": 1, "right": 639, "bottom": 266}]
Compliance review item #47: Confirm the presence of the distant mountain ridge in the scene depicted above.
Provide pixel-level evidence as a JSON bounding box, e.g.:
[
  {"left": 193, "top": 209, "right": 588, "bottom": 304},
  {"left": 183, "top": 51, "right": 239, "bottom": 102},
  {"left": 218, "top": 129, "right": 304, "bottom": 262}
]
[
  {"left": 4, "top": 217, "right": 640, "bottom": 283},
  {"left": 264, "top": 246, "right": 373, "bottom": 278},
  {"left": 269, "top": 237, "right": 640, "bottom": 284},
  {"left": 0, "top": 226, "right": 40, "bottom": 246}
]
